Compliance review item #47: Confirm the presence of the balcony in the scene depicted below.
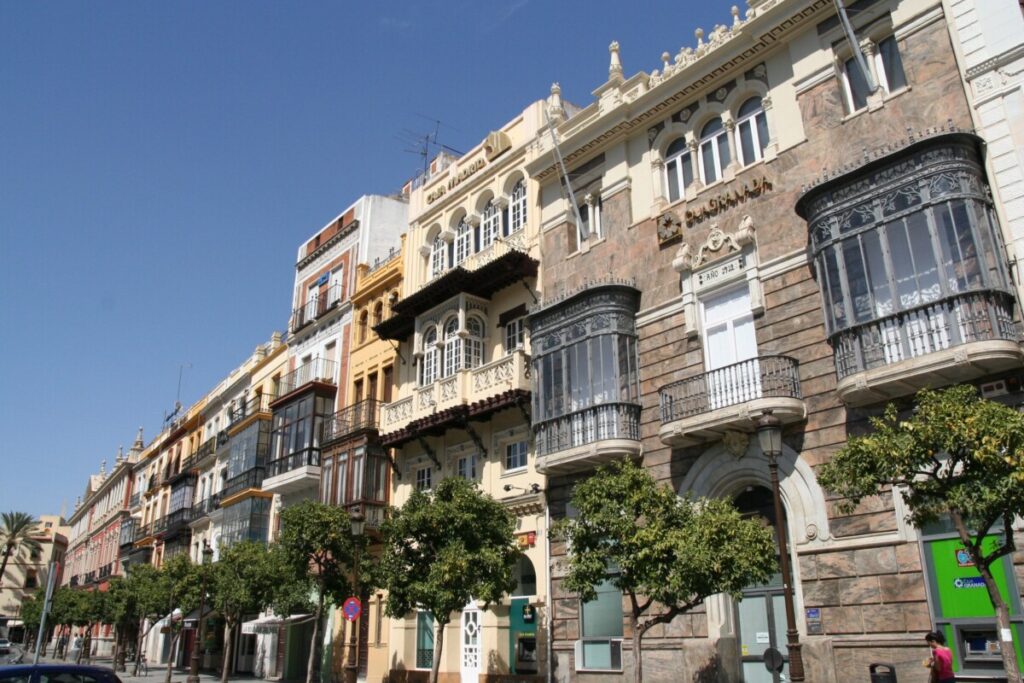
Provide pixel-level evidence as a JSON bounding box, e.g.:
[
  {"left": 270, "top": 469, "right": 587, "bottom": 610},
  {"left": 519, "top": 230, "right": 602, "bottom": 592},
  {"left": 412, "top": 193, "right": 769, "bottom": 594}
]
[
  {"left": 133, "top": 521, "right": 154, "bottom": 543},
  {"left": 83, "top": 570, "right": 96, "bottom": 584},
  {"left": 262, "top": 449, "right": 320, "bottom": 496},
  {"left": 221, "top": 468, "right": 267, "bottom": 500},
  {"left": 194, "top": 437, "right": 217, "bottom": 465},
  {"left": 190, "top": 494, "right": 222, "bottom": 523},
  {"left": 119, "top": 520, "right": 136, "bottom": 547},
  {"left": 274, "top": 358, "right": 338, "bottom": 401},
  {"left": 534, "top": 403, "right": 642, "bottom": 475},
  {"left": 323, "top": 399, "right": 379, "bottom": 444},
  {"left": 380, "top": 351, "right": 530, "bottom": 434},
  {"left": 290, "top": 285, "right": 344, "bottom": 333},
  {"left": 154, "top": 508, "right": 192, "bottom": 540},
  {"left": 229, "top": 394, "right": 274, "bottom": 429},
  {"left": 831, "top": 290, "right": 1023, "bottom": 405},
  {"left": 98, "top": 563, "right": 112, "bottom": 580},
  {"left": 167, "top": 457, "right": 198, "bottom": 485},
  {"left": 658, "top": 356, "right": 806, "bottom": 448},
  {"left": 145, "top": 474, "right": 163, "bottom": 496},
  {"left": 129, "top": 492, "right": 141, "bottom": 509}
]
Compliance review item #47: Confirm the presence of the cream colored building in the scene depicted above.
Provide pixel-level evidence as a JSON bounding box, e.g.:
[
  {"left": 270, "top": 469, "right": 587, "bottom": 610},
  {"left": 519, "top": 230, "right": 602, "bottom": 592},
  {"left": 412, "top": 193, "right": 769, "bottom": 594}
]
[{"left": 0, "top": 515, "right": 69, "bottom": 640}]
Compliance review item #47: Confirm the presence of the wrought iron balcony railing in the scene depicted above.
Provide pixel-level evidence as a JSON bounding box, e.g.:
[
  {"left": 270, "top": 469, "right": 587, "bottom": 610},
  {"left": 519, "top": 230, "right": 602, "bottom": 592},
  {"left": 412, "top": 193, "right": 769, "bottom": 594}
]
[
  {"left": 221, "top": 467, "right": 267, "bottom": 499},
  {"left": 229, "top": 394, "right": 274, "bottom": 427},
  {"left": 190, "top": 494, "right": 222, "bottom": 521},
  {"left": 268, "top": 449, "right": 320, "bottom": 478},
  {"left": 535, "top": 403, "right": 642, "bottom": 458},
  {"left": 659, "top": 355, "right": 802, "bottom": 423},
  {"left": 83, "top": 571, "right": 96, "bottom": 584},
  {"left": 129, "top": 492, "right": 141, "bottom": 509},
  {"left": 322, "top": 399, "right": 379, "bottom": 443},
  {"left": 194, "top": 437, "right": 217, "bottom": 464},
  {"left": 69, "top": 575, "right": 80, "bottom": 587},
  {"left": 831, "top": 289, "right": 1022, "bottom": 379},
  {"left": 290, "top": 285, "right": 344, "bottom": 332},
  {"left": 278, "top": 358, "right": 338, "bottom": 397}
]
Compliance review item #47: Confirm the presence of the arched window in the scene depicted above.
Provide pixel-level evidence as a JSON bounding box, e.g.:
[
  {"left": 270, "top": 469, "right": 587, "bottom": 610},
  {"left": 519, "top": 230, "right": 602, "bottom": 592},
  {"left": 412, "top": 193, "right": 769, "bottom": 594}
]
[
  {"left": 443, "top": 317, "right": 461, "bottom": 377},
  {"left": 481, "top": 201, "right": 501, "bottom": 249},
  {"left": 420, "top": 327, "right": 438, "bottom": 386},
  {"left": 664, "top": 137, "right": 693, "bottom": 203},
  {"left": 735, "top": 97, "right": 769, "bottom": 166},
  {"left": 464, "top": 316, "right": 484, "bottom": 369},
  {"left": 511, "top": 555, "right": 538, "bottom": 597},
  {"left": 699, "top": 117, "right": 730, "bottom": 185},
  {"left": 454, "top": 219, "right": 473, "bottom": 265},
  {"left": 431, "top": 236, "right": 446, "bottom": 277},
  {"left": 358, "top": 310, "right": 369, "bottom": 344},
  {"left": 372, "top": 301, "right": 384, "bottom": 327},
  {"left": 509, "top": 180, "right": 527, "bottom": 234}
]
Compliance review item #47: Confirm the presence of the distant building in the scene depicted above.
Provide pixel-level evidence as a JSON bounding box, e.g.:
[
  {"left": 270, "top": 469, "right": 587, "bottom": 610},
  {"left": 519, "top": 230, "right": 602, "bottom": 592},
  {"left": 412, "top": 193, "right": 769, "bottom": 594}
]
[{"left": 1, "top": 514, "right": 68, "bottom": 643}]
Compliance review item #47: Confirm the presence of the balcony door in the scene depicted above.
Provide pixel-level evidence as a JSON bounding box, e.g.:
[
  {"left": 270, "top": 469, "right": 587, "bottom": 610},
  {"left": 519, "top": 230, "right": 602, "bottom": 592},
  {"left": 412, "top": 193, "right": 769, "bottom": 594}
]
[{"left": 701, "top": 286, "right": 759, "bottom": 410}]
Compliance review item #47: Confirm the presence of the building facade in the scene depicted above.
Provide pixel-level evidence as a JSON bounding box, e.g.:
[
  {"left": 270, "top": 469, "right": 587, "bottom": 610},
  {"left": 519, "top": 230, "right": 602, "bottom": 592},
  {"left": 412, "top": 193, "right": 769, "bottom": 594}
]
[
  {"left": 0, "top": 515, "right": 68, "bottom": 643},
  {"left": 521, "top": 0, "right": 1024, "bottom": 681},
  {"left": 375, "top": 99, "right": 552, "bottom": 683}
]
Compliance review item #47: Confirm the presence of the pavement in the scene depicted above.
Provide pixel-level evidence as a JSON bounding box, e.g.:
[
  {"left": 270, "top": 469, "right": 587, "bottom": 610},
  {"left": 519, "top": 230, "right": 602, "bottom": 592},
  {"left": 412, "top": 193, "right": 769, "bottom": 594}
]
[{"left": 1, "top": 647, "right": 266, "bottom": 683}]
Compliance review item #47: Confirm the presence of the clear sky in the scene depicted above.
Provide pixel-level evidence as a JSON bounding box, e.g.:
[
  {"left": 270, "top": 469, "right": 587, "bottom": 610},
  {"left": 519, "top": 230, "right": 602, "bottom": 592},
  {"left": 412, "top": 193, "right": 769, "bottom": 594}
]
[{"left": 0, "top": 1, "right": 738, "bottom": 518}]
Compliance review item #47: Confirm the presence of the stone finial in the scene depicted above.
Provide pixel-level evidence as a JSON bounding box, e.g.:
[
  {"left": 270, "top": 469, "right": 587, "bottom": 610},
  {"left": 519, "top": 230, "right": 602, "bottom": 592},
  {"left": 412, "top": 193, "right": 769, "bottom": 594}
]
[
  {"left": 608, "top": 41, "right": 623, "bottom": 79},
  {"left": 271, "top": 331, "right": 283, "bottom": 345},
  {"left": 547, "top": 82, "right": 565, "bottom": 122},
  {"left": 695, "top": 28, "right": 705, "bottom": 46},
  {"left": 731, "top": 5, "right": 741, "bottom": 26},
  {"left": 100, "top": 459, "right": 106, "bottom": 476},
  {"left": 133, "top": 427, "right": 144, "bottom": 450},
  {"left": 115, "top": 445, "right": 124, "bottom": 465}
]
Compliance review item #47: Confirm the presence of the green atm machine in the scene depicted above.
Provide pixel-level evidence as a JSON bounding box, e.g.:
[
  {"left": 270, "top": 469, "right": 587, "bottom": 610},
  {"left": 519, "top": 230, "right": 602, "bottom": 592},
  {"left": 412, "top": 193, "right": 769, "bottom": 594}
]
[
  {"left": 509, "top": 598, "right": 538, "bottom": 674},
  {"left": 923, "top": 532, "right": 1024, "bottom": 677}
]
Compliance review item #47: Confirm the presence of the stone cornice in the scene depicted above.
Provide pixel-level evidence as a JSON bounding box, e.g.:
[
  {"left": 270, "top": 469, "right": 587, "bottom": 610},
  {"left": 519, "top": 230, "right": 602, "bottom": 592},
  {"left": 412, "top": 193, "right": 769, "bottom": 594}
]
[
  {"left": 296, "top": 219, "right": 361, "bottom": 270},
  {"left": 965, "top": 42, "right": 1024, "bottom": 81}
]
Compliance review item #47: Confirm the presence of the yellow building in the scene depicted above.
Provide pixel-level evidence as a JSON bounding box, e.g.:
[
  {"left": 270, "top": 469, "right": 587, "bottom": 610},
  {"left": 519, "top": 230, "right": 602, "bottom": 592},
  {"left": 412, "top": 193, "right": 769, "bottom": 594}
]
[
  {"left": 0, "top": 515, "right": 69, "bottom": 642},
  {"left": 325, "top": 235, "right": 404, "bottom": 683}
]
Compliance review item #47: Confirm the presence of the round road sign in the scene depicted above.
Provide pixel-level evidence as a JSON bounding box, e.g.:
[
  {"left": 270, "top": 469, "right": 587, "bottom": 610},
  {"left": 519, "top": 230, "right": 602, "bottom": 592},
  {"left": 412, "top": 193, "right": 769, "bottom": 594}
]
[{"left": 342, "top": 596, "right": 362, "bottom": 622}]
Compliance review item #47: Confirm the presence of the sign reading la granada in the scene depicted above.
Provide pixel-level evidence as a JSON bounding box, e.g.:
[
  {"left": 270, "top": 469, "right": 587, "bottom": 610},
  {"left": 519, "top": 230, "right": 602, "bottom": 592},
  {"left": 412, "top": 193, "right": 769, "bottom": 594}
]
[
  {"left": 685, "top": 176, "right": 772, "bottom": 226},
  {"left": 426, "top": 158, "right": 487, "bottom": 204}
]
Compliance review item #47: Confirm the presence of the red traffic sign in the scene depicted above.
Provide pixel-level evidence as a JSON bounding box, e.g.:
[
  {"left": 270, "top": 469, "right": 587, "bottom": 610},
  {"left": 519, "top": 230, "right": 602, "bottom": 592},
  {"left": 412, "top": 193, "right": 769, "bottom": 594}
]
[{"left": 342, "top": 596, "right": 362, "bottom": 622}]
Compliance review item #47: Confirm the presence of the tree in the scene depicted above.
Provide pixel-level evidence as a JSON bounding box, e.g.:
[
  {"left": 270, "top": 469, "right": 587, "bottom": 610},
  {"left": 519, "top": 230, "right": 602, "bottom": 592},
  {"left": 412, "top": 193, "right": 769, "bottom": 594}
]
[
  {"left": 122, "top": 562, "right": 166, "bottom": 676},
  {"left": 156, "top": 554, "right": 201, "bottom": 683},
  {"left": 0, "top": 512, "right": 41, "bottom": 588},
  {"left": 556, "top": 460, "right": 777, "bottom": 683},
  {"left": 19, "top": 587, "right": 45, "bottom": 648},
  {"left": 49, "top": 587, "right": 82, "bottom": 660},
  {"left": 210, "top": 541, "right": 280, "bottom": 683},
  {"left": 105, "top": 576, "right": 141, "bottom": 670},
  {"left": 379, "top": 477, "right": 519, "bottom": 683},
  {"left": 818, "top": 385, "right": 1024, "bottom": 683},
  {"left": 75, "top": 589, "right": 110, "bottom": 663},
  {"left": 277, "top": 501, "right": 360, "bottom": 683}
]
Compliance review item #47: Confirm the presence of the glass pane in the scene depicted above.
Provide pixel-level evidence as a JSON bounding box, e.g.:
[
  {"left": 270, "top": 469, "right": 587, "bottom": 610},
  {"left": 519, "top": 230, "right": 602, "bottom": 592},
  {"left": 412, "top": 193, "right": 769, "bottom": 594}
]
[
  {"left": 907, "top": 212, "right": 941, "bottom": 303},
  {"left": 879, "top": 36, "right": 906, "bottom": 91},
  {"left": 738, "top": 595, "right": 771, "bottom": 657},
  {"left": 667, "top": 158, "right": 681, "bottom": 201},
  {"left": 701, "top": 140, "right": 718, "bottom": 184},
  {"left": 756, "top": 112, "right": 769, "bottom": 154},
  {"left": 842, "top": 239, "right": 872, "bottom": 323},
  {"left": 717, "top": 131, "right": 731, "bottom": 169},
  {"left": 582, "top": 641, "right": 612, "bottom": 670},
  {"left": 824, "top": 247, "right": 847, "bottom": 331},
  {"left": 581, "top": 580, "right": 623, "bottom": 637},
  {"left": 739, "top": 120, "right": 756, "bottom": 165},
  {"left": 845, "top": 56, "right": 870, "bottom": 110},
  {"left": 862, "top": 230, "right": 892, "bottom": 317},
  {"left": 682, "top": 152, "right": 693, "bottom": 188}
]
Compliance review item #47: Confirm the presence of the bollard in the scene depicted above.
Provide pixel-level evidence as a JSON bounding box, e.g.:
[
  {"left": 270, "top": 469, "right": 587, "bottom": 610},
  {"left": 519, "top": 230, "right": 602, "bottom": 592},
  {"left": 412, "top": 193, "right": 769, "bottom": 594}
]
[{"left": 869, "top": 662, "right": 897, "bottom": 683}]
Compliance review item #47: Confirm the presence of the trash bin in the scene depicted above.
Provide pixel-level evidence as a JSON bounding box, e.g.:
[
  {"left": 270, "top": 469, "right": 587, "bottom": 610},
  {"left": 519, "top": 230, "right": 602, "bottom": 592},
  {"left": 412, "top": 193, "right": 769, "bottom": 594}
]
[{"left": 869, "top": 663, "right": 897, "bottom": 683}]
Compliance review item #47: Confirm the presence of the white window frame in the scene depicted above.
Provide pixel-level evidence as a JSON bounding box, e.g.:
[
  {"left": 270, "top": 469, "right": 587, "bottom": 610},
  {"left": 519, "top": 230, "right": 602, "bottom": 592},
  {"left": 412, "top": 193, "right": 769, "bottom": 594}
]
[
  {"left": 504, "top": 318, "right": 524, "bottom": 353},
  {"left": 431, "top": 236, "right": 446, "bottom": 277},
  {"left": 664, "top": 138, "right": 693, "bottom": 203},
  {"left": 443, "top": 318, "right": 462, "bottom": 378},
  {"left": 840, "top": 33, "right": 907, "bottom": 113},
  {"left": 414, "top": 466, "right": 432, "bottom": 492},
  {"left": 577, "top": 195, "right": 602, "bottom": 245},
  {"left": 504, "top": 441, "right": 528, "bottom": 473},
  {"left": 420, "top": 328, "right": 438, "bottom": 386},
  {"left": 456, "top": 453, "right": 478, "bottom": 481},
  {"left": 464, "top": 316, "right": 484, "bottom": 370},
  {"left": 509, "top": 181, "right": 527, "bottom": 233},
  {"left": 481, "top": 201, "right": 501, "bottom": 249},
  {"left": 454, "top": 219, "right": 473, "bottom": 265},
  {"left": 698, "top": 118, "right": 730, "bottom": 185},
  {"left": 735, "top": 97, "right": 769, "bottom": 167}
]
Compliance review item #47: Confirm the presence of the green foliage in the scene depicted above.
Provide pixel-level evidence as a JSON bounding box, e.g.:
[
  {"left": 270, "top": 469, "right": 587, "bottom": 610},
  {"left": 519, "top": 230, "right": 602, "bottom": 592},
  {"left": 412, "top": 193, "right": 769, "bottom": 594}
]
[
  {"left": 158, "top": 553, "right": 201, "bottom": 619},
  {"left": 123, "top": 562, "right": 167, "bottom": 622},
  {"left": 277, "top": 500, "right": 360, "bottom": 607},
  {"left": 0, "top": 511, "right": 41, "bottom": 586},
  {"left": 818, "top": 385, "right": 1024, "bottom": 565},
  {"left": 211, "top": 541, "right": 279, "bottom": 626},
  {"left": 556, "top": 460, "right": 776, "bottom": 632},
  {"left": 19, "top": 587, "right": 46, "bottom": 634},
  {"left": 379, "top": 476, "right": 520, "bottom": 626}
]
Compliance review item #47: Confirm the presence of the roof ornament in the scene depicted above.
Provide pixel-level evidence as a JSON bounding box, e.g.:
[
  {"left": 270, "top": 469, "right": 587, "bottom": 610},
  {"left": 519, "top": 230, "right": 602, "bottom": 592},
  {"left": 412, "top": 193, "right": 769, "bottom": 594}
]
[
  {"left": 608, "top": 41, "right": 623, "bottom": 81},
  {"left": 547, "top": 83, "right": 566, "bottom": 123}
]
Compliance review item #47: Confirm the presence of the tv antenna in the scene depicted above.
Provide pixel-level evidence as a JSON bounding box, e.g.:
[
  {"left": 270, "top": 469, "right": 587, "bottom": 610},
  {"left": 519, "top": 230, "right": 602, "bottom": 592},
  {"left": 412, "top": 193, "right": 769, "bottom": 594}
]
[
  {"left": 163, "top": 362, "right": 192, "bottom": 424},
  {"left": 397, "top": 115, "right": 464, "bottom": 177}
]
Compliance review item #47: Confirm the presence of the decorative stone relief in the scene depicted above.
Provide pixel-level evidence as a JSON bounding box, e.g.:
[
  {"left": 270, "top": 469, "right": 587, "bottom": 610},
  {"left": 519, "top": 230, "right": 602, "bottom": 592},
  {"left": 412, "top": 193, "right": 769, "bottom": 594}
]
[{"left": 722, "top": 431, "right": 749, "bottom": 458}]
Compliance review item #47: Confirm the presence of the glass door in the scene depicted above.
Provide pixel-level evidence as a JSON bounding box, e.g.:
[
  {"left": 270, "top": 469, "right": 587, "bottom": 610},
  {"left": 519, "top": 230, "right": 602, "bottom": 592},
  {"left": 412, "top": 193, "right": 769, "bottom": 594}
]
[{"left": 701, "top": 286, "right": 759, "bottom": 409}]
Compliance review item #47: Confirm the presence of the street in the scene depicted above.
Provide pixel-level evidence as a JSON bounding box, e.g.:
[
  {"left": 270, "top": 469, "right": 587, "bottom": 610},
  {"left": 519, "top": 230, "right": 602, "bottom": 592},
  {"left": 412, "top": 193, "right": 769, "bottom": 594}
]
[{"left": 0, "top": 647, "right": 265, "bottom": 683}]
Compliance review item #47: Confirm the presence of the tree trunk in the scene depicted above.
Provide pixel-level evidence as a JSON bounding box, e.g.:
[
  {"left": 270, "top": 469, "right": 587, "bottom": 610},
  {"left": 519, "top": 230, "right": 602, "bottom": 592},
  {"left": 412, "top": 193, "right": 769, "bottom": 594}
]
[
  {"left": 166, "top": 631, "right": 181, "bottom": 683},
  {"left": 112, "top": 624, "right": 120, "bottom": 671},
  {"left": 134, "top": 618, "right": 146, "bottom": 676},
  {"left": 305, "top": 595, "right": 325, "bottom": 683},
  {"left": 951, "top": 511, "right": 1021, "bottom": 682},
  {"left": 430, "top": 619, "right": 446, "bottom": 683},
  {"left": 632, "top": 616, "right": 643, "bottom": 683},
  {"left": 0, "top": 544, "right": 13, "bottom": 587},
  {"left": 221, "top": 621, "right": 234, "bottom": 683}
]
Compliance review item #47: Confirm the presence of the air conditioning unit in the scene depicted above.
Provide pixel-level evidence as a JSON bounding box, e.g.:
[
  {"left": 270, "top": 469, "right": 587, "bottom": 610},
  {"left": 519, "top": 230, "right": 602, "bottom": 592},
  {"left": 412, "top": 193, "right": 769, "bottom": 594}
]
[{"left": 980, "top": 380, "right": 1008, "bottom": 399}]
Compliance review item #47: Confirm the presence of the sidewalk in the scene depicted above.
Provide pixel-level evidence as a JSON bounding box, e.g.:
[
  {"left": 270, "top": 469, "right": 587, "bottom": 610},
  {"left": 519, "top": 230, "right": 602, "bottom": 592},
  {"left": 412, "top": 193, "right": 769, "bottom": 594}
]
[{"left": 29, "top": 653, "right": 266, "bottom": 683}]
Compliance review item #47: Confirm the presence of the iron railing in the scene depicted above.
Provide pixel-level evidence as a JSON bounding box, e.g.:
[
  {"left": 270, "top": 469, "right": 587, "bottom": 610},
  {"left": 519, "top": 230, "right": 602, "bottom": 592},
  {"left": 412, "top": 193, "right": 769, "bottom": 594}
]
[
  {"left": 119, "top": 519, "right": 136, "bottom": 547},
  {"left": 659, "top": 355, "right": 802, "bottom": 423},
  {"left": 365, "top": 246, "right": 401, "bottom": 275},
  {"left": 221, "top": 467, "right": 267, "bottom": 499},
  {"left": 98, "top": 563, "right": 112, "bottom": 579},
  {"left": 190, "top": 494, "right": 221, "bottom": 521},
  {"left": 70, "top": 575, "right": 80, "bottom": 587},
  {"left": 133, "top": 522, "right": 153, "bottom": 543},
  {"left": 831, "top": 289, "right": 1022, "bottom": 379},
  {"left": 290, "top": 285, "right": 344, "bottom": 332},
  {"left": 416, "top": 648, "right": 433, "bottom": 670},
  {"left": 322, "top": 399, "right": 380, "bottom": 443},
  {"left": 268, "top": 449, "right": 320, "bottom": 477},
  {"left": 229, "top": 394, "right": 274, "bottom": 427},
  {"left": 83, "top": 571, "right": 96, "bottom": 584},
  {"left": 194, "top": 437, "right": 217, "bottom": 464},
  {"left": 535, "top": 403, "right": 641, "bottom": 457},
  {"left": 278, "top": 358, "right": 338, "bottom": 396},
  {"left": 129, "top": 492, "right": 141, "bottom": 509}
]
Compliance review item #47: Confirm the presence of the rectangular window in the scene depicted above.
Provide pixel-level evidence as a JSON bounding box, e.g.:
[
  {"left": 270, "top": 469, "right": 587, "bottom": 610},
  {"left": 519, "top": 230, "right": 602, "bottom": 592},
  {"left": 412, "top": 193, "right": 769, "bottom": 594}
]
[
  {"left": 841, "top": 33, "right": 907, "bottom": 113},
  {"left": 416, "top": 611, "right": 435, "bottom": 669},
  {"left": 577, "top": 578, "right": 623, "bottom": 671},
  {"left": 457, "top": 454, "right": 477, "bottom": 480},
  {"left": 504, "top": 441, "right": 528, "bottom": 472},
  {"left": 415, "top": 466, "right": 432, "bottom": 491},
  {"left": 504, "top": 318, "right": 524, "bottom": 353}
]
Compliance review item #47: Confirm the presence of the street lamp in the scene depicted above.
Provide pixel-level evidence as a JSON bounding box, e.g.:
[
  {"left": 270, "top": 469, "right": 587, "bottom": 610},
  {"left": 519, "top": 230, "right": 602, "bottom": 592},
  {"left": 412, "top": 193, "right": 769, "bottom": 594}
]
[
  {"left": 757, "top": 410, "right": 805, "bottom": 682},
  {"left": 187, "top": 541, "right": 214, "bottom": 683},
  {"left": 345, "top": 507, "right": 366, "bottom": 683}
]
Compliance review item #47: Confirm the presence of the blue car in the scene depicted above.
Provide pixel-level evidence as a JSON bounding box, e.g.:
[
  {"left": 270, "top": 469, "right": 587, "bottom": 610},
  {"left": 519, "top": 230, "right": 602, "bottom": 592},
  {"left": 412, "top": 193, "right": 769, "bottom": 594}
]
[{"left": 0, "top": 664, "right": 123, "bottom": 683}]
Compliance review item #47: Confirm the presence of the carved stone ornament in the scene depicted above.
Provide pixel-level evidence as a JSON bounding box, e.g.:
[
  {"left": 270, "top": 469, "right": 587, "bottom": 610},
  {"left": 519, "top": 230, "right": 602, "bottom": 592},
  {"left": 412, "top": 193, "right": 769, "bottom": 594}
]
[
  {"left": 722, "top": 430, "right": 749, "bottom": 458},
  {"left": 692, "top": 215, "right": 755, "bottom": 267},
  {"left": 657, "top": 210, "right": 683, "bottom": 245},
  {"left": 672, "top": 242, "right": 692, "bottom": 274}
]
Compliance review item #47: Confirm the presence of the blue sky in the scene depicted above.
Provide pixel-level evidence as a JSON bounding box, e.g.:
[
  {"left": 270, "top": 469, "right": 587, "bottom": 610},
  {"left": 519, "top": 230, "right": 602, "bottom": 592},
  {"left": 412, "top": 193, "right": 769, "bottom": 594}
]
[{"left": 0, "top": 1, "right": 737, "bottom": 518}]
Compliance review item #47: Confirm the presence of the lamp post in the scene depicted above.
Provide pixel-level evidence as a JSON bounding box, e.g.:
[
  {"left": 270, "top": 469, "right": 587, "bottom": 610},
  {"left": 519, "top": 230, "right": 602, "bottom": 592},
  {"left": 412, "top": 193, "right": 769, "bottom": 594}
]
[
  {"left": 187, "top": 541, "right": 214, "bottom": 683},
  {"left": 757, "top": 410, "right": 805, "bottom": 682},
  {"left": 345, "top": 507, "right": 366, "bottom": 683}
]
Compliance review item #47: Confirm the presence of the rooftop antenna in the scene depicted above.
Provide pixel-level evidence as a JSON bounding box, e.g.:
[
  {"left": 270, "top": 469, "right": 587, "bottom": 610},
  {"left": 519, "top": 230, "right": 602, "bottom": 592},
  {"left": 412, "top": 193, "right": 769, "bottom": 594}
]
[
  {"left": 164, "top": 362, "right": 191, "bottom": 424},
  {"left": 399, "top": 115, "right": 464, "bottom": 177}
]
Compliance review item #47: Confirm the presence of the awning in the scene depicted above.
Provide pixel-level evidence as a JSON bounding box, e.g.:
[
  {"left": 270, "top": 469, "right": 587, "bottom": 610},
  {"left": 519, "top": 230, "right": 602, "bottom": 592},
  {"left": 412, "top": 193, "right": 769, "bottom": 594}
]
[
  {"left": 241, "top": 614, "right": 312, "bottom": 635},
  {"left": 182, "top": 606, "right": 215, "bottom": 629}
]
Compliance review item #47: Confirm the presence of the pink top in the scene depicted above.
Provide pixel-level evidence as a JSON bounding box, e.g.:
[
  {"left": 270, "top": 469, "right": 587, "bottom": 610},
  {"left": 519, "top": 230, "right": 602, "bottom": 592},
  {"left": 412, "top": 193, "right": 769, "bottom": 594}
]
[{"left": 932, "top": 646, "right": 954, "bottom": 680}]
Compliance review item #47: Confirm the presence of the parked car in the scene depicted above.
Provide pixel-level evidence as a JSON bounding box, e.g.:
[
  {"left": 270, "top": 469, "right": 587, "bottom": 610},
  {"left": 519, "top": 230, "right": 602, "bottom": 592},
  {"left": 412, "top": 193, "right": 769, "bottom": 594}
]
[
  {"left": 0, "top": 665, "right": 122, "bottom": 683},
  {"left": 0, "top": 640, "right": 10, "bottom": 655}
]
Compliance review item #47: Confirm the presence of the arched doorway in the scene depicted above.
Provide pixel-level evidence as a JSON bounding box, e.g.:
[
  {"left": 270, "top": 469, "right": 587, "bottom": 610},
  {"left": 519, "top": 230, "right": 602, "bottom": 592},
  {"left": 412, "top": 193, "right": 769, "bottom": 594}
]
[{"left": 734, "top": 486, "right": 789, "bottom": 683}]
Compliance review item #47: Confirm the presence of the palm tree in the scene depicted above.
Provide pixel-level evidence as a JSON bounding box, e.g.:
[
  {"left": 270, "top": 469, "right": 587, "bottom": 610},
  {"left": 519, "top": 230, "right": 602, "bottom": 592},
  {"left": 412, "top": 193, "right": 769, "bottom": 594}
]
[{"left": 0, "top": 511, "right": 42, "bottom": 587}]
